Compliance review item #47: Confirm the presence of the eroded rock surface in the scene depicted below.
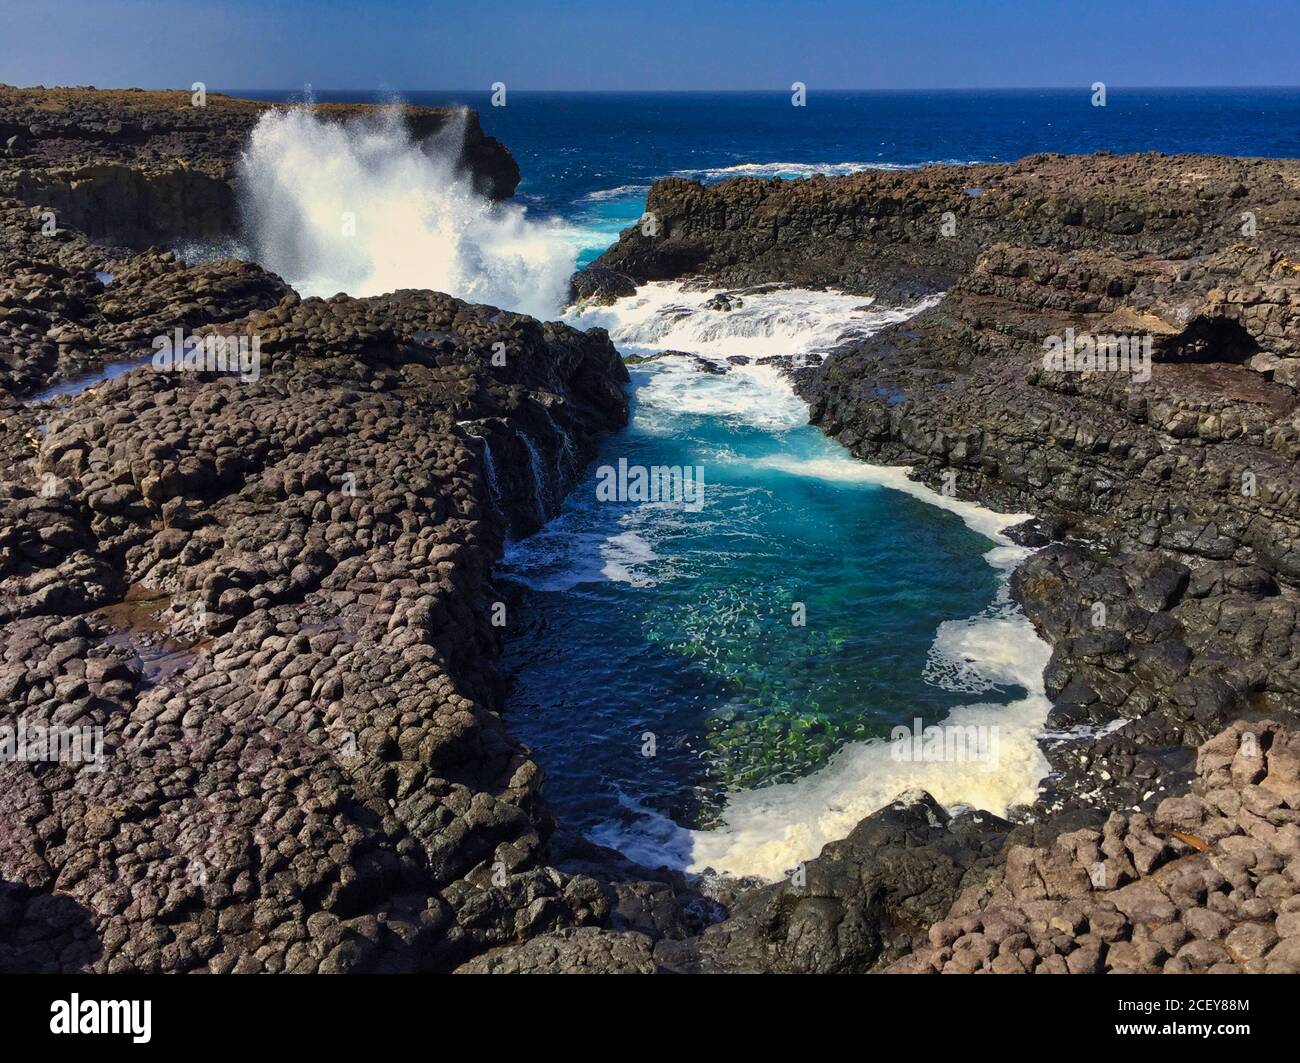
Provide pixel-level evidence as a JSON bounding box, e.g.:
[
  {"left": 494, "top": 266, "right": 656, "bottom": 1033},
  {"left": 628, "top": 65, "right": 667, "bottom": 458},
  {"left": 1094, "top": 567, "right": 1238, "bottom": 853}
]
[{"left": 0, "top": 198, "right": 288, "bottom": 394}]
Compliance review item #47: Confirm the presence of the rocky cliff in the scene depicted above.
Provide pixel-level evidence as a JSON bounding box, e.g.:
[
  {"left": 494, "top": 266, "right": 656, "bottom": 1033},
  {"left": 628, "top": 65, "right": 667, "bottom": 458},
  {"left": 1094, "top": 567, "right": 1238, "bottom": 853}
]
[
  {"left": 593, "top": 152, "right": 1300, "bottom": 309},
  {"left": 0, "top": 86, "right": 520, "bottom": 248}
]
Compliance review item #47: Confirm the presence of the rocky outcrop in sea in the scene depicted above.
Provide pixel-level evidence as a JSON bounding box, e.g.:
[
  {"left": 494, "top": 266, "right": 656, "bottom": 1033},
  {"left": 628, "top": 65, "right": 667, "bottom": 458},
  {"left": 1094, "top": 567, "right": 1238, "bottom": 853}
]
[
  {"left": 1, "top": 209, "right": 631, "bottom": 971},
  {"left": 0, "top": 88, "right": 634, "bottom": 973}
]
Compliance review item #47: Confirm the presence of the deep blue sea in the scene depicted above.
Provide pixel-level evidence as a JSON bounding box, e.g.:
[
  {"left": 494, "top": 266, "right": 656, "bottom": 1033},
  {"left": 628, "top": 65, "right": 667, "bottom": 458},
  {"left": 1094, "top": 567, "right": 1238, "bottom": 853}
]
[{"left": 232, "top": 88, "right": 1296, "bottom": 878}]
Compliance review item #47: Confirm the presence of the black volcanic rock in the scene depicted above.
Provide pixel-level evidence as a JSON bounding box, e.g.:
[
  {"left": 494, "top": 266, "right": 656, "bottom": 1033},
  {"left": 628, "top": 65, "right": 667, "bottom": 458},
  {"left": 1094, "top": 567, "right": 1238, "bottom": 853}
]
[
  {"left": 0, "top": 197, "right": 290, "bottom": 395},
  {"left": 0, "top": 200, "right": 627, "bottom": 973},
  {"left": 567, "top": 265, "right": 637, "bottom": 306},
  {"left": 655, "top": 795, "right": 1011, "bottom": 974}
]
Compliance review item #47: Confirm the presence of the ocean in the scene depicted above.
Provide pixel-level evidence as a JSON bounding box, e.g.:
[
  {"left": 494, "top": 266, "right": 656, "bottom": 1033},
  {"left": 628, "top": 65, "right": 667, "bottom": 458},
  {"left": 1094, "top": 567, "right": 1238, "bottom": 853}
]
[{"left": 228, "top": 87, "right": 1296, "bottom": 879}]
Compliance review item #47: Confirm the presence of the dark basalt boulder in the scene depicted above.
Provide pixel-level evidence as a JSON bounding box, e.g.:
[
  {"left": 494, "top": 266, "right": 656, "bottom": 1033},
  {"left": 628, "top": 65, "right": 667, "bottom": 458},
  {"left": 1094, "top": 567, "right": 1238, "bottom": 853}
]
[
  {"left": 888, "top": 720, "right": 1300, "bottom": 974},
  {"left": 567, "top": 265, "right": 637, "bottom": 306},
  {"left": 655, "top": 794, "right": 1012, "bottom": 974}
]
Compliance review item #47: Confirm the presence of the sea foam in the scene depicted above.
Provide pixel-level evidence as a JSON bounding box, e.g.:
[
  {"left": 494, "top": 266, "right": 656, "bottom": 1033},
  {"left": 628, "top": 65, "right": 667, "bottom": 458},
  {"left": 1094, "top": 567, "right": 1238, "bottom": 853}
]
[{"left": 239, "top": 105, "right": 574, "bottom": 320}]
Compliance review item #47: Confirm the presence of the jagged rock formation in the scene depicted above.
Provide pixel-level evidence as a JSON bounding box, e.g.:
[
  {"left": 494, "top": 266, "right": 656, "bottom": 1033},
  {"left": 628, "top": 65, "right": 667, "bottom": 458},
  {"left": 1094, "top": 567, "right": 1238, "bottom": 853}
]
[
  {"left": 652, "top": 797, "right": 1011, "bottom": 973},
  {"left": 594, "top": 152, "right": 1300, "bottom": 307},
  {"left": 0, "top": 199, "right": 289, "bottom": 395},
  {"left": 462, "top": 720, "right": 1300, "bottom": 975},
  {"left": 0, "top": 86, "right": 520, "bottom": 247}
]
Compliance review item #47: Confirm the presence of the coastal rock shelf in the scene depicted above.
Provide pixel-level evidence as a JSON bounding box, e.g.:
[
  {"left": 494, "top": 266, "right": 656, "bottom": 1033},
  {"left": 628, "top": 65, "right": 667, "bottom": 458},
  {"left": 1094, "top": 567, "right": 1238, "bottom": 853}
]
[
  {"left": 1, "top": 265, "right": 630, "bottom": 972},
  {"left": 0, "top": 90, "right": 628, "bottom": 972},
  {"left": 0, "top": 199, "right": 289, "bottom": 396}
]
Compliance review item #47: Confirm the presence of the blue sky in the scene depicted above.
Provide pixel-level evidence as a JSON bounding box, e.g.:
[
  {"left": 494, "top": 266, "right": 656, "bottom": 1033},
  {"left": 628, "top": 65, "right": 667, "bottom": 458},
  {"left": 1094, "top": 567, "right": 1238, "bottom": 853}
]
[{"left": 2, "top": 0, "right": 1296, "bottom": 91}]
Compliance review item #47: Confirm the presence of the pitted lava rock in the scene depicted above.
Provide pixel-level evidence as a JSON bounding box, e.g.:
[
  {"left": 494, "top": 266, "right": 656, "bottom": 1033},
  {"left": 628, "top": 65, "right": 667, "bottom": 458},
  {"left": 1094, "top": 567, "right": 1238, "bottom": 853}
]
[
  {"left": 889, "top": 721, "right": 1300, "bottom": 974},
  {"left": 0, "top": 198, "right": 289, "bottom": 395}
]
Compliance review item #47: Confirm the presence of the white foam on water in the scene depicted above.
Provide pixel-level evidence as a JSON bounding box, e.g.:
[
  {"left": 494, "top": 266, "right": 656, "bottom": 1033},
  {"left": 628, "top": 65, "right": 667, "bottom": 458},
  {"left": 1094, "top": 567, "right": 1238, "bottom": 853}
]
[
  {"left": 501, "top": 504, "right": 667, "bottom": 592},
  {"left": 745, "top": 453, "right": 1031, "bottom": 563},
  {"left": 600, "top": 529, "right": 661, "bottom": 586},
  {"left": 578, "top": 183, "right": 653, "bottom": 202},
  {"left": 238, "top": 106, "right": 574, "bottom": 320},
  {"left": 675, "top": 161, "right": 916, "bottom": 180},
  {"left": 670, "top": 611, "right": 1053, "bottom": 881},
  {"left": 671, "top": 159, "right": 986, "bottom": 182},
  {"left": 565, "top": 281, "right": 928, "bottom": 362},
  {"left": 566, "top": 282, "right": 928, "bottom": 435},
  {"left": 597, "top": 583, "right": 1054, "bottom": 882},
  {"left": 636, "top": 360, "right": 809, "bottom": 433}
]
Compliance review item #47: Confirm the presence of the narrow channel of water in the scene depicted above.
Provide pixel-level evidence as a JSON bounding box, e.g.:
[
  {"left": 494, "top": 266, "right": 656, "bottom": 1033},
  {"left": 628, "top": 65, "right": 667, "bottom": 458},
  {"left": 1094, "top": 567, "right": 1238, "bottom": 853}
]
[{"left": 499, "top": 283, "right": 1051, "bottom": 880}]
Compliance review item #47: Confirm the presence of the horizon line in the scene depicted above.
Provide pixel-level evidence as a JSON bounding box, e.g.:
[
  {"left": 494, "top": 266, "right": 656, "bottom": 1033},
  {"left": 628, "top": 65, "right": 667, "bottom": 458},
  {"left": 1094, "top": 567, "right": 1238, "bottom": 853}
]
[
  {"left": 12, "top": 83, "right": 1300, "bottom": 95},
  {"left": 208, "top": 84, "right": 1300, "bottom": 95}
]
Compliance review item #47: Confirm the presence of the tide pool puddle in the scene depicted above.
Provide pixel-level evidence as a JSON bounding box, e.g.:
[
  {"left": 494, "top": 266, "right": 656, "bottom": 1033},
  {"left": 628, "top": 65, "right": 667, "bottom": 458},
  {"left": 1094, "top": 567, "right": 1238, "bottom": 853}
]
[
  {"left": 500, "top": 284, "right": 1052, "bottom": 880},
  {"left": 28, "top": 354, "right": 153, "bottom": 404},
  {"left": 91, "top": 584, "right": 208, "bottom": 686}
]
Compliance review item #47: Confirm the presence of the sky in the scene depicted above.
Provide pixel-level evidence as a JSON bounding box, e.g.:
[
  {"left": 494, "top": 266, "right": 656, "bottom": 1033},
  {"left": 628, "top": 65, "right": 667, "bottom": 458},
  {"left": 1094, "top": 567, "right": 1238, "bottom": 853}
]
[{"left": 1, "top": 0, "right": 1297, "bottom": 91}]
